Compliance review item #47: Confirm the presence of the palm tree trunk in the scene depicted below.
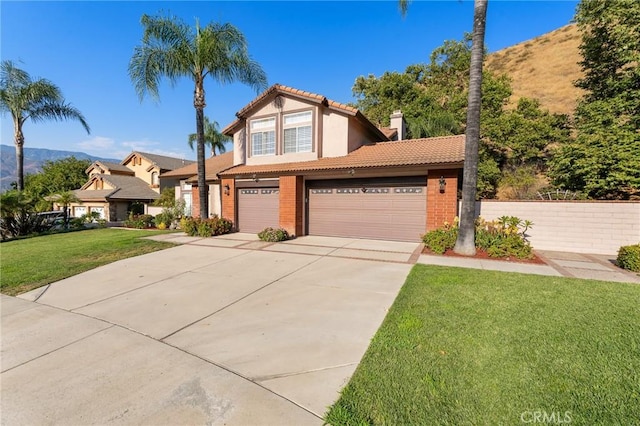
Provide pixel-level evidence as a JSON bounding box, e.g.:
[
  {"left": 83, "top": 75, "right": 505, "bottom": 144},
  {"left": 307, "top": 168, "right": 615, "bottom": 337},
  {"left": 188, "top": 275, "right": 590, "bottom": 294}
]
[
  {"left": 194, "top": 81, "right": 209, "bottom": 218},
  {"left": 453, "top": 0, "right": 488, "bottom": 255},
  {"left": 14, "top": 122, "right": 25, "bottom": 191}
]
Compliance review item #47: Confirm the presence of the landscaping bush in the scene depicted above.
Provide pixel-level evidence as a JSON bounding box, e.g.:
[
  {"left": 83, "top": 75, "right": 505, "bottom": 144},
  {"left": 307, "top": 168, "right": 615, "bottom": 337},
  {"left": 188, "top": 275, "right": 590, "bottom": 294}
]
[
  {"left": 422, "top": 223, "right": 457, "bottom": 254},
  {"left": 258, "top": 227, "right": 290, "bottom": 242},
  {"left": 422, "top": 216, "right": 534, "bottom": 259},
  {"left": 124, "top": 213, "right": 154, "bottom": 229},
  {"left": 154, "top": 199, "right": 186, "bottom": 229},
  {"left": 181, "top": 216, "right": 233, "bottom": 237},
  {"left": 617, "top": 244, "right": 640, "bottom": 272}
]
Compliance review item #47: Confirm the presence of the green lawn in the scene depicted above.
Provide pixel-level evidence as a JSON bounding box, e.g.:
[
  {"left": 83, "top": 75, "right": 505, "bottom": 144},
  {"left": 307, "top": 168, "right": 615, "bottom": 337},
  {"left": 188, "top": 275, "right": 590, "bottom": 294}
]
[
  {"left": 326, "top": 265, "right": 640, "bottom": 425},
  {"left": 1, "top": 228, "right": 177, "bottom": 296}
]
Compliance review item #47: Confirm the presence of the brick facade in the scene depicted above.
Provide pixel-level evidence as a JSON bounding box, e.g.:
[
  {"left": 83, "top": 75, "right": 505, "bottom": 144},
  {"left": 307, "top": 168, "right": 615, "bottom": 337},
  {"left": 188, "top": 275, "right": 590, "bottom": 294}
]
[
  {"left": 221, "top": 178, "right": 236, "bottom": 226},
  {"left": 191, "top": 185, "right": 200, "bottom": 218},
  {"left": 279, "top": 175, "right": 303, "bottom": 236},
  {"left": 426, "top": 169, "right": 459, "bottom": 231}
]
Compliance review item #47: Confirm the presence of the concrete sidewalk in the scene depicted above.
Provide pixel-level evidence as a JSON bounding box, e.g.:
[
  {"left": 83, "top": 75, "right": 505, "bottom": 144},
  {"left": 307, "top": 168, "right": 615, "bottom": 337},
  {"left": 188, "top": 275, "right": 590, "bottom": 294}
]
[{"left": 150, "top": 232, "right": 640, "bottom": 283}]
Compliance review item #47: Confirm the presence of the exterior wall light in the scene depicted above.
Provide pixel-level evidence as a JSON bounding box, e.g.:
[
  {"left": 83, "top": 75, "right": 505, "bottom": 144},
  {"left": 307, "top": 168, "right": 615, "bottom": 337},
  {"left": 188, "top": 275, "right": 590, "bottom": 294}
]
[
  {"left": 252, "top": 173, "right": 259, "bottom": 183},
  {"left": 224, "top": 184, "right": 230, "bottom": 196},
  {"left": 439, "top": 176, "right": 446, "bottom": 193}
]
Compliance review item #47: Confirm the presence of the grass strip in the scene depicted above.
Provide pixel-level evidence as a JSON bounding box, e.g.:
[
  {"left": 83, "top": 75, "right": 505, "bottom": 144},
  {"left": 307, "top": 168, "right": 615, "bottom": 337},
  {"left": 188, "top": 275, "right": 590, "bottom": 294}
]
[{"left": 326, "top": 264, "right": 640, "bottom": 425}]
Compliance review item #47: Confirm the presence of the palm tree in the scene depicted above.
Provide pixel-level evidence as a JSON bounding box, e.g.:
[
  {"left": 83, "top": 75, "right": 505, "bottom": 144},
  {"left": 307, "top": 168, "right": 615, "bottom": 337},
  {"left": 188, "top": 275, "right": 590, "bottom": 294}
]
[
  {"left": 453, "top": 0, "right": 488, "bottom": 256},
  {"left": 187, "top": 116, "right": 230, "bottom": 156},
  {"left": 51, "top": 191, "right": 80, "bottom": 230},
  {"left": 399, "top": 0, "right": 488, "bottom": 255},
  {"left": 129, "top": 14, "right": 267, "bottom": 218},
  {"left": 0, "top": 60, "right": 90, "bottom": 191}
]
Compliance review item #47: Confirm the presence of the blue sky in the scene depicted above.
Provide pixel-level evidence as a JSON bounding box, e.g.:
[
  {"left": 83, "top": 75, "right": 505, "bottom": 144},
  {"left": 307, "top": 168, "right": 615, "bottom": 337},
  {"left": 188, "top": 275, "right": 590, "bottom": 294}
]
[{"left": 1, "top": 1, "right": 579, "bottom": 161}]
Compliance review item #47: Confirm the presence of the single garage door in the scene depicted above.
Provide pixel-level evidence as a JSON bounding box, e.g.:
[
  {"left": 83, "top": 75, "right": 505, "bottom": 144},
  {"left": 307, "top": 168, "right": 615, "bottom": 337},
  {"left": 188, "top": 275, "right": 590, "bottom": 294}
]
[
  {"left": 237, "top": 188, "right": 280, "bottom": 233},
  {"left": 308, "top": 186, "right": 427, "bottom": 242}
]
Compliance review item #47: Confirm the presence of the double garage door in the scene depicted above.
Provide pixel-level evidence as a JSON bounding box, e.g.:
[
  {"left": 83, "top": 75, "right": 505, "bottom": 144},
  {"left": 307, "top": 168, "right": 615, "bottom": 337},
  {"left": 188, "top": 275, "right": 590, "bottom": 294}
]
[
  {"left": 308, "top": 184, "right": 427, "bottom": 242},
  {"left": 236, "top": 183, "right": 427, "bottom": 241}
]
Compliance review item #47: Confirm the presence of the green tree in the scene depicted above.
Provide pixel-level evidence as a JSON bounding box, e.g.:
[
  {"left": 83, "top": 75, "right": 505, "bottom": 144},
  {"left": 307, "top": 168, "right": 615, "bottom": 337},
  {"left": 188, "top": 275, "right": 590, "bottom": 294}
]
[
  {"left": 129, "top": 14, "right": 267, "bottom": 218},
  {"left": 0, "top": 60, "right": 90, "bottom": 191},
  {"left": 23, "top": 156, "right": 91, "bottom": 201},
  {"left": 481, "top": 98, "right": 571, "bottom": 197},
  {"left": 187, "top": 116, "right": 230, "bottom": 156},
  {"left": 549, "top": 0, "right": 640, "bottom": 199},
  {"left": 152, "top": 187, "right": 176, "bottom": 208}
]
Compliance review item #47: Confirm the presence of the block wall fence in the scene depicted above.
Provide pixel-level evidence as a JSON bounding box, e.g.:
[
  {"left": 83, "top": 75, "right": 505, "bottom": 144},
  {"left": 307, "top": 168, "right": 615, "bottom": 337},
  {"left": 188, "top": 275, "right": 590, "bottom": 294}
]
[{"left": 470, "top": 200, "right": 640, "bottom": 255}]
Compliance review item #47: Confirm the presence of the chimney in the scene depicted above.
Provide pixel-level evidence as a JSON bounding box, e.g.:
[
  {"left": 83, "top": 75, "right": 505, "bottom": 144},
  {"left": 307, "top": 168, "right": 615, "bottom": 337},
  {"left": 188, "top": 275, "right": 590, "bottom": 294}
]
[{"left": 389, "top": 110, "right": 406, "bottom": 141}]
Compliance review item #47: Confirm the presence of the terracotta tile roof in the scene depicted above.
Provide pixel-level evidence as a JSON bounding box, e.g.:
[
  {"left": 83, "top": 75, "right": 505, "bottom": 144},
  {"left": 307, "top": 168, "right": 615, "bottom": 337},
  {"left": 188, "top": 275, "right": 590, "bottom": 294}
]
[
  {"left": 379, "top": 127, "right": 398, "bottom": 139},
  {"left": 222, "top": 84, "right": 365, "bottom": 136},
  {"left": 219, "top": 135, "right": 465, "bottom": 177},
  {"left": 161, "top": 152, "right": 234, "bottom": 179}
]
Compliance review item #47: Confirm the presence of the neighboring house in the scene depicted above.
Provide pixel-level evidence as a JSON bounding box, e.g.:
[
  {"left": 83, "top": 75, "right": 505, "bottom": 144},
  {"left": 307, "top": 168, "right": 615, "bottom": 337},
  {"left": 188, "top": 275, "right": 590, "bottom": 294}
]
[
  {"left": 62, "top": 152, "right": 194, "bottom": 221},
  {"left": 160, "top": 152, "right": 234, "bottom": 217},
  {"left": 188, "top": 84, "right": 464, "bottom": 242}
]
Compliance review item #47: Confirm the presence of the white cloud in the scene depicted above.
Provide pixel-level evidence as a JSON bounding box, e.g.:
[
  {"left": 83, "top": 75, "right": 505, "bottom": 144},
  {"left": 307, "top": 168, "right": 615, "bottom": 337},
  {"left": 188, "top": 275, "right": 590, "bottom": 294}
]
[{"left": 77, "top": 136, "right": 115, "bottom": 152}]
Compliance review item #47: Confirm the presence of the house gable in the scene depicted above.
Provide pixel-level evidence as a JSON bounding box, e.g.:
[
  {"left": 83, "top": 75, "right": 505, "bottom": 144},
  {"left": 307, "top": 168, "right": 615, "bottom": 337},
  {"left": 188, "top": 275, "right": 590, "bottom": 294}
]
[{"left": 224, "top": 84, "right": 390, "bottom": 168}]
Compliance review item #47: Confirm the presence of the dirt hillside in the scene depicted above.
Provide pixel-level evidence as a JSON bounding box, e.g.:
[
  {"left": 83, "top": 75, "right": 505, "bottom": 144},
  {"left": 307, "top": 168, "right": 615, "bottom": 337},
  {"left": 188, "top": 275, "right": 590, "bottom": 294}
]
[{"left": 485, "top": 24, "right": 584, "bottom": 116}]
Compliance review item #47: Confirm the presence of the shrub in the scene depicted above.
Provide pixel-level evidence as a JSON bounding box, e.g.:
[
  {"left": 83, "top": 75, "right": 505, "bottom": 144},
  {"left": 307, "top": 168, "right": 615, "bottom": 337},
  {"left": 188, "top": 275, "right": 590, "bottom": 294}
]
[
  {"left": 422, "top": 226, "right": 457, "bottom": 254},
  {"left": 0, "top": 191, "right": 52, "bottom": 239},
  {"left": 258, "top": 227, "right": 290, "bottom": 242},
  {"left": 617, "top": 244, "right": 640, "bottom": 272},
  {"left": 154, "top": 199, "right": 186, "bottom": 229},
  {"left": 181, "top": 216, "right": 233, "bottom": 237},
  {"left": 124, "top": 213, "right": 154, "bottom": 229},
  {"left": 423, "top": 216, "right": 534, "bottom": 259}
]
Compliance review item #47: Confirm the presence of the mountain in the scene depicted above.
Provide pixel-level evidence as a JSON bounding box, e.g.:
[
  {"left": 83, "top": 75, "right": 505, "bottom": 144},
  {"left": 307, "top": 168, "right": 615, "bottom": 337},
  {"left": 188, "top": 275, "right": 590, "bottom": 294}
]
[
  {"left": 0, "top": 144, "right": 119, "bottom": 192},
  {"left": 485, "top": 24, "right": 584, "bottom": 116}
]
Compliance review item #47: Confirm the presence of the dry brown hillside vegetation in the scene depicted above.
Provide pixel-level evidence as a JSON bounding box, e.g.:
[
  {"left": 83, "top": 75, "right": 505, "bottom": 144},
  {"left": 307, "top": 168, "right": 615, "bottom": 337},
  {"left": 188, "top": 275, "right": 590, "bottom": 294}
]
[{"left": 486, "top": 24, "right": 584, "bottom": 116}]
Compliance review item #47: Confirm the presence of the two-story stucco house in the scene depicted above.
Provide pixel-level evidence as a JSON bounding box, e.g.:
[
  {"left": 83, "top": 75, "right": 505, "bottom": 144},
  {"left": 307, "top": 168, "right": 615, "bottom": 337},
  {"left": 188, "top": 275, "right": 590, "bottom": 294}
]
[
  {"left": 65, "top": 151, "right": 194, "bottom": 222},
  {"left": 178, "top": 84, "right": 465, "bottom": 241}
]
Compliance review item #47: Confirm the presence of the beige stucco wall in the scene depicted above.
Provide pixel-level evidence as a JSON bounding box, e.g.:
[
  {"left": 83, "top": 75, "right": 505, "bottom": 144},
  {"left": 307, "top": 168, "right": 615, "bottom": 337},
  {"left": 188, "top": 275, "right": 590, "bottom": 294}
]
[
  {"left": 476, "top": 200, "right": 640, "bottom": 255},
  {"left": 321, "top": 112, "right": 349, "bottom": 157},
  {"left": 231, "top": 95, "right": 371, "bottom": 165},
  {"left": 209, "top": 183, "right": 221, "bottom": 217},
  {"left": 347, "top": 119, "right": 372, "bottom": 154}
]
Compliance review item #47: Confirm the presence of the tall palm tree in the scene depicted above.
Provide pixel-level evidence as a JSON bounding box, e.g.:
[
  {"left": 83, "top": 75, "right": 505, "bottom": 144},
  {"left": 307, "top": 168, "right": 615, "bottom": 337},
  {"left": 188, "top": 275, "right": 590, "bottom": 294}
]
[
  {"left": 0, "top": 60, "right": 90, "bottom": 191},
  {"left": 399, "top": 0, "right": 488, "bottom": 255},
  {"left": 129, "top": 14, "right": 267, "bottom": 218},
  {"left": 453, "top": 0, "right": 488, "bottom": 255},
  {"left": 187, "top": 116, "right": 230, "bottom": 156}
]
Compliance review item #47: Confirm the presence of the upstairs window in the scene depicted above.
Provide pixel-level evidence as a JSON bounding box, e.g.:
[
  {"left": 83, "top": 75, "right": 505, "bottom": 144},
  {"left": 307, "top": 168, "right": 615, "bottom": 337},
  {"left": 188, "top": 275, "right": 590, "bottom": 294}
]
[
  {"left": 283, "top": 111, "right": 312, "bottom": 153},
  {"left": 250, "top": 117, "right": 276, "bottom": 156}
]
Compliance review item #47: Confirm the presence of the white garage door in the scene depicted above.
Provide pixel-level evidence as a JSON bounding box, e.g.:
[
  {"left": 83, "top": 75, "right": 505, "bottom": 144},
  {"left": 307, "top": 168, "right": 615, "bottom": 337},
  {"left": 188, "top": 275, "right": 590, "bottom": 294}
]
[
  {"left": 237, "top": 188, "right": 280, "bottom": 233},
  {"left": 308, "top": 186, "right": 427, "bottom": 242}
]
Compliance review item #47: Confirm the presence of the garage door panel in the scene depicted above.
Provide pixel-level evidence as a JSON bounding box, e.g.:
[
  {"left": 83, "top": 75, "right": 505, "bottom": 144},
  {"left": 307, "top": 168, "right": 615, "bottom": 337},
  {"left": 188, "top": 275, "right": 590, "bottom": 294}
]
[
  {"left": 237, "top": 188, "right": 279, "bottom": 234},
  {"left": 308, "top": 185, "right": 426, "bottom": 242}
]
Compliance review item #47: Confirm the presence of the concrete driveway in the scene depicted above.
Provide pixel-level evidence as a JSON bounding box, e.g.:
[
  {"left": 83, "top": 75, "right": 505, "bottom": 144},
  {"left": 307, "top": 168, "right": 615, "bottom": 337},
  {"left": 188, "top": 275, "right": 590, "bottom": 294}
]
[{"left": 1, "top": 233, "right": 418, "bottom": 425}]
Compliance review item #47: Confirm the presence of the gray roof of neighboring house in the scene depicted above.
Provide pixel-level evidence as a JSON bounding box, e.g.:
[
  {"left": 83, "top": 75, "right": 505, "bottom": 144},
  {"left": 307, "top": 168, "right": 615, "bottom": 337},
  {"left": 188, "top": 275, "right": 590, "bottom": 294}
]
[
  {"left": 86, "top": 161, "right": 134, "bottom": 175},
  {"left": 126, "top": 151, "right": 195, "bottom": 171},
  {"left": 99, "top": 161, "right": 133, "bottom": 173},
  {"left": 76, "top": 174, "right": 160, "bottom": 201}
]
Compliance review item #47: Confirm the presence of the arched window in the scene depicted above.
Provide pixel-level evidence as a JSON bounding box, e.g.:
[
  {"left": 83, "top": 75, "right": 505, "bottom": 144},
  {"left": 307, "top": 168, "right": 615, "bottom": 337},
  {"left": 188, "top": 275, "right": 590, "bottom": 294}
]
[{"left": 151, "top": 172, "right": 159, "bottom": 186}]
